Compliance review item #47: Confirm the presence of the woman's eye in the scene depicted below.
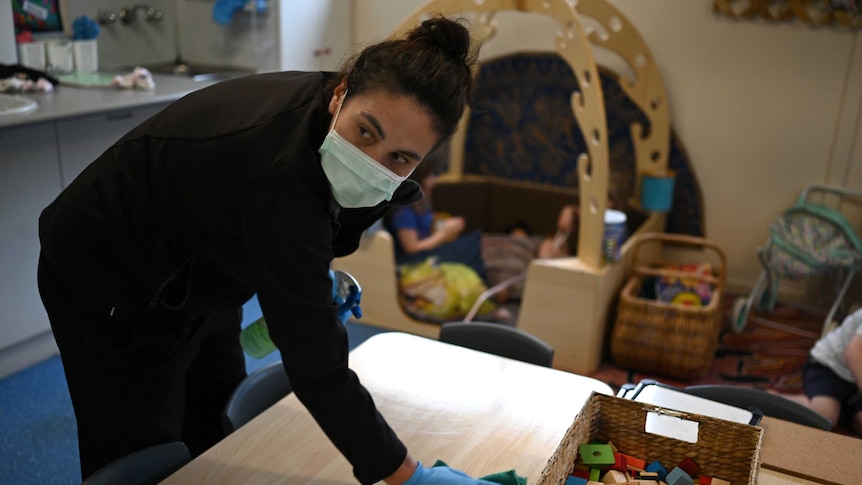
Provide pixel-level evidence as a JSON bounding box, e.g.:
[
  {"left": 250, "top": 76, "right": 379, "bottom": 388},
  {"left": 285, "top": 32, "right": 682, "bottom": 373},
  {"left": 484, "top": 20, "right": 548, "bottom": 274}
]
[
  {"left": 389, "top": 152, "right": 407, "bottom": 164},
  {"left": 358, "top": 126, "right": 373, "bottom": 140}
]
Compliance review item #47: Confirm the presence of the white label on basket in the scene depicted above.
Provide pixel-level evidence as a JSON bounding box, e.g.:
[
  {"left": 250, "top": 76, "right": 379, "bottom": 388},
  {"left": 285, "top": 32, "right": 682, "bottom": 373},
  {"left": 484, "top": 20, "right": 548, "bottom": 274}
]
[{"left": 645, "top": 412, "right": 698, "bottom": 443}]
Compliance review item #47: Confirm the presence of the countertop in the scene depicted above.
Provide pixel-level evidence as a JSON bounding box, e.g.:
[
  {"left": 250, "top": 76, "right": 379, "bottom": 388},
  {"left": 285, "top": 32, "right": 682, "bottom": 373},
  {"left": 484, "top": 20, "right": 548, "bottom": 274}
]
[{"left": 0, "top": 73, "right": 216, "bottom": 130}]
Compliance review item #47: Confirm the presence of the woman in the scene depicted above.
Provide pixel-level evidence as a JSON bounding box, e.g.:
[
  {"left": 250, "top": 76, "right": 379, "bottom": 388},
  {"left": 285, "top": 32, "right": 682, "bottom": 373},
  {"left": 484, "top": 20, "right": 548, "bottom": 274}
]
[{"left": 38, "top": 16, "right": 491, "bottom": 485}]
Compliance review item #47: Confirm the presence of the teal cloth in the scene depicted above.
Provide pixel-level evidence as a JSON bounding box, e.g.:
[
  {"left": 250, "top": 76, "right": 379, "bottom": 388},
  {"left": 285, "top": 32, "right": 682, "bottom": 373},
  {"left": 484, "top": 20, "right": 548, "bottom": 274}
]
[{"left": 432, "top": 460, "right": 527, "bottom": 485}]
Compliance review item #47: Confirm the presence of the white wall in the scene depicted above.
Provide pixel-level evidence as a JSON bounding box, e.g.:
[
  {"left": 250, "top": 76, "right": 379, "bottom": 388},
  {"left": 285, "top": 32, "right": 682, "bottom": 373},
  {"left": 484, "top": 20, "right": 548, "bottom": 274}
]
[
  {"left": 355, "top": 0, "right": 862, "bottom": 304},
  {"left": 61, "top": 0, "right": 351, "bottom": 73},
  {"left": 61, "top": 0, "right": 177, "bottom": 69}
]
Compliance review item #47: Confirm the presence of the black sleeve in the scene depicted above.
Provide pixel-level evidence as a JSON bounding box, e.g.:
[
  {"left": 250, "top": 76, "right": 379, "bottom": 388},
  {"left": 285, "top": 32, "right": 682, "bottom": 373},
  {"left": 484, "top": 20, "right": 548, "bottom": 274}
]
[{"left": 239, "top": 169, "right": 407, "bottom": 484}]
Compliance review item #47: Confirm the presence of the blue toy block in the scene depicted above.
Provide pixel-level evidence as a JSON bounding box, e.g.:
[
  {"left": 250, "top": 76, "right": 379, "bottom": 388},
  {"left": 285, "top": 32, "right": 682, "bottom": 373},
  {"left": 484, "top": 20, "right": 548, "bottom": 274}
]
[
  {"left": 646, "top": 460, "right": 669, "bottom": 481},
  {"left": 666, "top": 466, "right": 693, "bottom": 485},
  {"left": 565, "top": 476, "right": 588, "bottom": 485}
]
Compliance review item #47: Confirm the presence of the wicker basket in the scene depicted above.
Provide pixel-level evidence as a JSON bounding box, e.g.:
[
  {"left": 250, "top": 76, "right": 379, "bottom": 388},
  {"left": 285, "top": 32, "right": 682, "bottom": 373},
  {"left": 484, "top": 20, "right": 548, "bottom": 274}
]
[
  {"left": 610, "top": 233, "right": 727, "bottom": 380},
  {"left": 536, "top": 392, "right": 762, "bottom": 485}
]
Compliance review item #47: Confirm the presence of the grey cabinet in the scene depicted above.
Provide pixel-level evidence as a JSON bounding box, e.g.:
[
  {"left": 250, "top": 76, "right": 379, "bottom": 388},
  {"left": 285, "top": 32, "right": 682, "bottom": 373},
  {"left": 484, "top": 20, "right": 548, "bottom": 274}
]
[
  {"left": 0, "top": 103, "right": 166, "bottom": 374},
  {"left": 57, "top": 105, "right": 165, "bottom": 187},
  {"left": 0, "top": 123, "right": 63, "bottom": 350}
]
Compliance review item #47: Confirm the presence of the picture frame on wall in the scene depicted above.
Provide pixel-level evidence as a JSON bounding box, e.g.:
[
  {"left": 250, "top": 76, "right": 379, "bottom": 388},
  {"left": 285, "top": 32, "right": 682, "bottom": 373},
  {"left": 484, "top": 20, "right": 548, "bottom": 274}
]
[{"left": 12, "top": 0, "right": 72, "bottom": 37}]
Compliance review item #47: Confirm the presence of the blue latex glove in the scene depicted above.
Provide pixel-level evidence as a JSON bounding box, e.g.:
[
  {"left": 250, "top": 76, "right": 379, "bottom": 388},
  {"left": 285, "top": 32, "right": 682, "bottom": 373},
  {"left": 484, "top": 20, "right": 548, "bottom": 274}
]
[
  {"left": 403, "top": 463, "right": 497, "bottom": 485},
  {"left": 212, "top": 0, "right": 267, "bottom": 25},
  {"left": 212, "top": 0, "right": 250, "bottom": 24},
  {"left": 329, "top": 269, "right": 362, "bottom": 323}
]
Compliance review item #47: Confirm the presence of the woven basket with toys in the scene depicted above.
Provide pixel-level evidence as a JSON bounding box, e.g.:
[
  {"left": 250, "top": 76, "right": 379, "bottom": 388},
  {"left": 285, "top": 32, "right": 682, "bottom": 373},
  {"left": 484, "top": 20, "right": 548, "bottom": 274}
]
[
  {"left": 610, "top": 233, "right": 727, "bottom": 381},
  {"left": 537, "top": 392, "right": 762, "bottom": 485}
]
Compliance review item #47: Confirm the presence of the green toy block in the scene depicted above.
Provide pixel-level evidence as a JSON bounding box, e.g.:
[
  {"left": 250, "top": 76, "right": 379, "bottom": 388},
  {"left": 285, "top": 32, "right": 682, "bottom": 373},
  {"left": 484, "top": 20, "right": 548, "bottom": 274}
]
[{"left": 578, "top": 443, "right": 616, "bottom": 468}]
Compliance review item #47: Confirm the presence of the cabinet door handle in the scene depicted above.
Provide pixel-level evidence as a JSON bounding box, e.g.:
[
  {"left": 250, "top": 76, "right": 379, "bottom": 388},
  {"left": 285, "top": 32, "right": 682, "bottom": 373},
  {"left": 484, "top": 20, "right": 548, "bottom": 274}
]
[{"left": 106, "top": 111, "right": 134, "bottom": 121}]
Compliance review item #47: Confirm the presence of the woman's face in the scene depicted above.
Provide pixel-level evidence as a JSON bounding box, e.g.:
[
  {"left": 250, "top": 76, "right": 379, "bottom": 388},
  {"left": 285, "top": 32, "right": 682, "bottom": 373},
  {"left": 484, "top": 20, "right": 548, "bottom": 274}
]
[{"left": 327, "top": 84, "right": 439, "bottom": 178}]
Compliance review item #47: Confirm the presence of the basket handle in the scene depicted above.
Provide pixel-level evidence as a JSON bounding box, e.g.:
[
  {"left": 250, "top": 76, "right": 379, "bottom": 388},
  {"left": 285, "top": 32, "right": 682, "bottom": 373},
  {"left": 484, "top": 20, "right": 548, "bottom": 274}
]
[{"left": 630, "top": 232, "right": 727, "bottom": 291}]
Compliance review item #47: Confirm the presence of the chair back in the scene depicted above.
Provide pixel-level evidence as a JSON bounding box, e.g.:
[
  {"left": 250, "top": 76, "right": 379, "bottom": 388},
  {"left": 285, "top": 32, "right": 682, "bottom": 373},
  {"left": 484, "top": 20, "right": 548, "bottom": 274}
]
[
  {"left": 684, "top": 384, "right": 831, "bottom": 430},
  {"left": 81, "top": 441, "right": 190, "bottom": 485},
  {"left": 438, "top": 321, "right": 554, "bottom": 367},
  {"left": 221, "top": 361, "right": 293, "bottom": 434}
]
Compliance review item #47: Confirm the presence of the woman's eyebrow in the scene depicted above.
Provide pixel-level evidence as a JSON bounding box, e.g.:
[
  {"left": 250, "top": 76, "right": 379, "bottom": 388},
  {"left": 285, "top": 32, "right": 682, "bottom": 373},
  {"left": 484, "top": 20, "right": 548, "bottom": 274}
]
[
  {"left": 360, "top": 111, "right": 421, "bottom": 161},
  {"left": 360, "top": 111, "right": 385, "bottom": 139}
]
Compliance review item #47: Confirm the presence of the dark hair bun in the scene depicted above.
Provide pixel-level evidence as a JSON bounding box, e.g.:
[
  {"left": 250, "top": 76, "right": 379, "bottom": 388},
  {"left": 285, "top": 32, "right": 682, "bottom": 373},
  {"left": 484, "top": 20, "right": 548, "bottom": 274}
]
[{"left": 407, "top": 16, "right": 472, "bottom": 64}]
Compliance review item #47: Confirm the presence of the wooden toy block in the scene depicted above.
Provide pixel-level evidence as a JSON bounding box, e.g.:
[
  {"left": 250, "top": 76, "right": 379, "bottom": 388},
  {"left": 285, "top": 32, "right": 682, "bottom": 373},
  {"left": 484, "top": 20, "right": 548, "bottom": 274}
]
[
  {"left": 710, "top": 479, "right": 730, "bottom": 485},
  {"left": 606, "top": 441, "right": 619, "bottom": 453},
  {"left": 579, "top": 444, "right": 616, "bottom": 468},
  {"left": 602, "top": 469, "right": 628, "bottom": 484},
  {"left": 589, "top": 468, "right": 601, "bottom": 482},
  {"left": 634, "top": 471, "right": 660, "bottom": 481},
  {"left": 665, "top": 467, "right": 693, "bottom": 485},
  {"left": 620, "top": 453, "right": 646, "bottom": 471},
  {"left": 677, "top": 457, "right": 700, "bottom": 477},
  {"left": 566, "top": 475, "right": 589, "bottom": 485},
  {"left": 698, "top": 476, "right": 712, "bottom": 485},
  {"left": 645, "top": 460, "right": 668, "bottom": 481},
  {"left": 573, "top": 470, "right": 591, "bottom": 479},
  {"left": 605, "top": 453, "right": 628, "bottom": 473}
]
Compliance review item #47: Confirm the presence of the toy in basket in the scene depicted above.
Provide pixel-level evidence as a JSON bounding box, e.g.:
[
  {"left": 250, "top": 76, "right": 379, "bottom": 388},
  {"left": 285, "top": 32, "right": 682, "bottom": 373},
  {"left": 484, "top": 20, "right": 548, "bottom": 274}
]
[
  {"left": 610, "top": 233, "right": 726, "bottom": 381},
  {"left": 536, "top": 392, "right": 762, "bottom": 485}
]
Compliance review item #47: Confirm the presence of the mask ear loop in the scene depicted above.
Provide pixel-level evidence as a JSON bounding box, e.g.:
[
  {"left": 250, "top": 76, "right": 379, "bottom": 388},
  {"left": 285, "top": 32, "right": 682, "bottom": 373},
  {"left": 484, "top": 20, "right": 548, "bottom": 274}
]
[{"left": 329, "top": 90, "right": 347, "bottom": 134}]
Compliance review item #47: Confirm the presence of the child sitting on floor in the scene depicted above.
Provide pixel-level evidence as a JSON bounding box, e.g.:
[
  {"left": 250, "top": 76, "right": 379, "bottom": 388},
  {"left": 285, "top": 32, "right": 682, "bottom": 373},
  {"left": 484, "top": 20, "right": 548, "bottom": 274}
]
[{"left": 780, "top": 307, "right": 862, "bottom": 435}]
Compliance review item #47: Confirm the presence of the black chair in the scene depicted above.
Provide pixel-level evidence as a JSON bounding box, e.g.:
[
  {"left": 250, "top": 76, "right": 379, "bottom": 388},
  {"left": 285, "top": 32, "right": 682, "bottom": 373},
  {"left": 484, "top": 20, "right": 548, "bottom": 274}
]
[
  {"left": 438, "top": 321, "right": 555, "bottom": 367},
  {"left": 684, "top": 384, "right": 832, "bottom": 431},
  {"left": 81, "top": 441, "right": 191, "bottom": 485},
  {"left": 221, "top": 360, "right": 293, "bottom": 434}
]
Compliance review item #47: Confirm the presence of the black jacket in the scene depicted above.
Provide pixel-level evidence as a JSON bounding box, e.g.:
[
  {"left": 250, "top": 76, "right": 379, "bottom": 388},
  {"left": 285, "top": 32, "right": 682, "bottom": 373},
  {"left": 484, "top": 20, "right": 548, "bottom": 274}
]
[{"left": 39, "top": 71, "right": 422, "bottom": 484}]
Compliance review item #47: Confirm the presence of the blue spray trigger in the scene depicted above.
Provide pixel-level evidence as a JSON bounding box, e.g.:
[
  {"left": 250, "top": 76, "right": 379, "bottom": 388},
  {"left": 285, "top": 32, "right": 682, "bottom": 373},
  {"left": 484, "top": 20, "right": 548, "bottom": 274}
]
[{"left": 329, "top": 269, "right": 363, "bottom": 323}]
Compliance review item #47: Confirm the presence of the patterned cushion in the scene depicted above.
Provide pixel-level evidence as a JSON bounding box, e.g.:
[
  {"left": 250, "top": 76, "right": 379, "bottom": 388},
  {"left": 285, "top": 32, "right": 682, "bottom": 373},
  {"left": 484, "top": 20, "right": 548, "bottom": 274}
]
[{"left": 459, "top": 52, "right": 704, "bottom": 236}]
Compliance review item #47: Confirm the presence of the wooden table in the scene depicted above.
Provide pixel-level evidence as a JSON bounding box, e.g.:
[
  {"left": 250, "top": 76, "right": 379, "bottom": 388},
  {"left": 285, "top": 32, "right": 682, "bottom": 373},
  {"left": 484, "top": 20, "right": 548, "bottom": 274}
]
[
  {"left": 163, "top": 333, "right": 861, "bottom": 484},
  {"left": 163, "top": 332, "right": 612, "bottom": 484}
]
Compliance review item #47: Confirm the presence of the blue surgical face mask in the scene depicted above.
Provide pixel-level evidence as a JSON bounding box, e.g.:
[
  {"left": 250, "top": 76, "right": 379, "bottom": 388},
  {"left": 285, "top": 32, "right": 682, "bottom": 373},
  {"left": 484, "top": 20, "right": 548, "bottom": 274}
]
[{"left": 319, "top": 94, "right": 408, "bottom": 208}]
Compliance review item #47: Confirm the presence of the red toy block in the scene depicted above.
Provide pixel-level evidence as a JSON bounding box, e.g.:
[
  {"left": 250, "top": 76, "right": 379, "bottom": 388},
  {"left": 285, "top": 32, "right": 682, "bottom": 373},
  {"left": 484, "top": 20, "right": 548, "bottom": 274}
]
[
  {"left": 603, "top": 453, "right": 628, "bottom": 473},
  {"left": 572, "top": 470, "right": 590, "bottom": 479},
  {"left": 620, "top": 453, "right": 646, "bottom": 471},
  {"left": 677, "top": 457, "right": 700, "bottom": 477}
]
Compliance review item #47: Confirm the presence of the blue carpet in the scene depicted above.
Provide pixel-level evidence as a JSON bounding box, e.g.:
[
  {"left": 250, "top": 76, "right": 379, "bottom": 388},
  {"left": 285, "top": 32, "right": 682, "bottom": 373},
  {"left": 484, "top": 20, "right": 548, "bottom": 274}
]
[{"left": 0, "top": 294, "right": 388, "bottom": 484}]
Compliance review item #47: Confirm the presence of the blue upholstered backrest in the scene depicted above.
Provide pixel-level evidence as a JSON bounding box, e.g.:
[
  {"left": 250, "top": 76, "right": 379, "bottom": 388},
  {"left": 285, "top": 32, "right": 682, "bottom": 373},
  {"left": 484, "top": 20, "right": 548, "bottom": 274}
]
[{"left": 459, "top": 52, "right": 704, "bottom": 236}]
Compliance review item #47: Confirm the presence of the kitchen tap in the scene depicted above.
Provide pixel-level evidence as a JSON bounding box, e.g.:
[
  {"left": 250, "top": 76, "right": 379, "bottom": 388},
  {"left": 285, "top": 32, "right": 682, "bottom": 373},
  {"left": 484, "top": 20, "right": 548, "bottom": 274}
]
[
  {"left": 96, "top": 10, "right": 118, "bottom": 25},
  {"left": 117, "top": 5, "right": 164, "bottom": 24}
]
